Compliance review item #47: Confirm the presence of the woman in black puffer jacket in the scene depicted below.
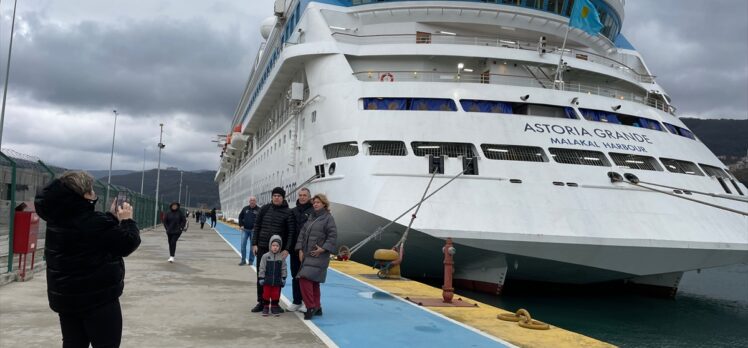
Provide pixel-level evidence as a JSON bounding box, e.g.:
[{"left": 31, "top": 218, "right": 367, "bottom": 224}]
[{"left": 35, "top": 171, "right": 141, "bottom": 348}]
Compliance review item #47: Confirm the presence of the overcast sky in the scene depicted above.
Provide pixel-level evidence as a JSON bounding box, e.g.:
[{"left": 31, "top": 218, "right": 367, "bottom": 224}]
[{"left": 0, "top": 0, "right": 745, "bottom": 171}]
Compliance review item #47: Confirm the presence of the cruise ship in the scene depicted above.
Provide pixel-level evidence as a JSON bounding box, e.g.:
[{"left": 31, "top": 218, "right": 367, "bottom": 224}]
[{"left": 216, "top": 0, "right": 748, "bottom": 297}]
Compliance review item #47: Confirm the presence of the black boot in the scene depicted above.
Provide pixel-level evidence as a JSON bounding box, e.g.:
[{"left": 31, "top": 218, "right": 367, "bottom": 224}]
[
  {"left": 304, "top": 307, "right": 317, "bottom": 320},
  {"left": 315, "top": 307, "right": 323, "bottom": 316},
  {"left": 250, "top": 302, "right": 264, "bottom": 313}
]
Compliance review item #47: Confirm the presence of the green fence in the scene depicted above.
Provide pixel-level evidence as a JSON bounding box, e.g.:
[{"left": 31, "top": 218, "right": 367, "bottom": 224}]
[{"left": 0, "top": 149, "right": 167, "bottom": 274}]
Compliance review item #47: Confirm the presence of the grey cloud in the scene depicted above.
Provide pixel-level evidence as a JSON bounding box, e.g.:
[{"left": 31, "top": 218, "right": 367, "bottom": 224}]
[
  {"left": 10, "top": 12, "right": 262, "bottom": 118},
  {"left": 624, "top": 0, "right": 748, "bottom": 119}
]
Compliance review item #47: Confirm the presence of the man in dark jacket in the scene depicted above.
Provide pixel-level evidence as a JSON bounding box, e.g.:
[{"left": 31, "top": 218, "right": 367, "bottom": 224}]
[
  {"left": 237, "top": 196, "right": 259, "bottom": 265},
  {"left": 163, "top": 202, "right": 186, "bottom": 263},
  {"left": 210, "top": 208, "right": 217, "bottom": 228},
  {"left": 250, "top": 187, "right": 296, "bottom": 313},
  {"left": 287, "top": 188, "right": 313, "bottom": 312},
  {"left": 35, "top": 171, "right": 141, "bottom": 347}
]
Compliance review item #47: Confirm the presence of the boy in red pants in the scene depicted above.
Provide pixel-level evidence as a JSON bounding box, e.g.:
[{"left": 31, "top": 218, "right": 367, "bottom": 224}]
[{"left": 258, "top": 234, "right": 287, "bottom": 316}]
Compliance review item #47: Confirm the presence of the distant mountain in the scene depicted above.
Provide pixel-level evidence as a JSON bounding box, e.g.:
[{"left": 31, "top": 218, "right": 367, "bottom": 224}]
[
  {"left": 87, "top": 170, "right": 136, "bottom": 179},
  {"left": 107, "top": 169, "right": 220, "bottom": 209},
  {"left": 681, "top": 118, "right": 748, "bottom": 163}
]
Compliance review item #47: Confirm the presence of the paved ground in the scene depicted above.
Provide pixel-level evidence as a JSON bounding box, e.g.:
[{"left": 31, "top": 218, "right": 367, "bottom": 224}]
[{"left": 0, "top": 223, "right": 326, "bottom": 348}]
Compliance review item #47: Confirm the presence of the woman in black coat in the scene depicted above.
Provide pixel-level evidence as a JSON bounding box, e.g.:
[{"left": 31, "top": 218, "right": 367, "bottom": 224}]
[
  {"left": 163, "top": 202, "right": 186, "bottom": 263},
  {"left": 35, "top": 171, "right": 141, "bottom": 348}
]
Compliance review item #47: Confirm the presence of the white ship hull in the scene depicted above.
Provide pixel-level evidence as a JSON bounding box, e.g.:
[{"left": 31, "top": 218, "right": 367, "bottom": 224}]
[{"left": 217, "top": 0, "right": 748, "bottom": 296}]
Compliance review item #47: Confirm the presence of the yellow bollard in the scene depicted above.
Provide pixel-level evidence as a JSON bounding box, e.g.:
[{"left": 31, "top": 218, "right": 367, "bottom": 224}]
[{"left": 373, "top": 249, "right": 401, "bottom": 279}]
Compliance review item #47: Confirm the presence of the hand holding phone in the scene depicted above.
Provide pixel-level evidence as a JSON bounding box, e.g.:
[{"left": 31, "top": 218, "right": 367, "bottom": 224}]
[{"left": 116, "top": 191, "right": 128, "bottom": 210}]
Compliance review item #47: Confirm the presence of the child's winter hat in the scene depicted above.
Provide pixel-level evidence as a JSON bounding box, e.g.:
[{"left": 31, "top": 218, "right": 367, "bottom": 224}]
[{"left": 269, "top": 234, "right": 283, "bottom": 249}]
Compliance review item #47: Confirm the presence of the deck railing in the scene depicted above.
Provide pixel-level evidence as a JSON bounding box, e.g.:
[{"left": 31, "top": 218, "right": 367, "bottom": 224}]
[
  {"left": 333, "top": 32, "right": 656, "bottom": 84},
  {"left": 352, "top": 70, "right": 672, "bottom": 114}
]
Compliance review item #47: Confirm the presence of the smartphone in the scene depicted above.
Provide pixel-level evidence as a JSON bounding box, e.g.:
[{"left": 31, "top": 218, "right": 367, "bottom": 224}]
[{"left": 116, "top": 191, "right": 129, "bottom": 209}]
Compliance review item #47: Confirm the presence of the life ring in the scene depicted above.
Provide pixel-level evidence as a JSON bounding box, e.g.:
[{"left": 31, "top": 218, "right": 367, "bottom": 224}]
[{"left": 379, "top": 72, "right": 394, "bottom": 82}]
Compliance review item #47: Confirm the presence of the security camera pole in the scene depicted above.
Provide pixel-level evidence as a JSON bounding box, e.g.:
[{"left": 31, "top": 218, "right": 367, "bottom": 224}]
[{"left": 154, "top": 123, "right": 165, "bottom": 226}]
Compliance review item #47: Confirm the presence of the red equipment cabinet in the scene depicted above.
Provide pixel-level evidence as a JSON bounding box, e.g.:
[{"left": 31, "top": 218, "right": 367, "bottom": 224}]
[
  {"left": 13, "top": 211, "right": 40, "bottom": 281},
  {"left": 13, "top": 211, "right": 39, "bottom": 253}
]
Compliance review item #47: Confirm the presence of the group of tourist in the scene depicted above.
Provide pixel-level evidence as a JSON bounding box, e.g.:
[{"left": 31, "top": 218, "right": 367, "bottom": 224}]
[{"left": 238, "top": 186, "right": 337, "bottom": 320}]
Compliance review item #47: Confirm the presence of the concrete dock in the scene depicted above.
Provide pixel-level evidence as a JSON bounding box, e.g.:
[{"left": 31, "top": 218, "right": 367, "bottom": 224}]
[
  {"left": 0, "top": 223, "right": 325, "bottom": 348},
  {"left": 1, "top": 220, "right": 613, "bottom": 347}
]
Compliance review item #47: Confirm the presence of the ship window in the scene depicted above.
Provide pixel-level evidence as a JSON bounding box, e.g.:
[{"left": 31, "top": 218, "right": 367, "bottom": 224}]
[
  {"left": 409, "top": 98, "right": 457, "bottom": 111},
  {"left": 364, "top": 141, "right": 407, "bottom": 156},
  {"left": 481, "top": 144, "right": 547, "bottom": 162},
  {"left": 663, "top": 123, "right": 696, "bottom": 140},
  {"left": 580, "top": 109, "right": 664, "bottom": 131},
  {"left": 362, "top": 98, "right": 457, "bottom": 111},
  {"left": 549, "top": 148, "right": 611, "bottom": 167},
  {"left": 609, "top": 153, "right": 663, "bottom": 171},
  {"left": 460, "top": 100, "right": 513, "bottom": 114},
  {"left": 700, "top": 164, "right": 733, "bottom": 194},
  {"left": 312, "top": 110, "right": 317, "bottom": 123},
  {"left": 659, "top": 158, "right": 704, "bottom": 176},
  {"left": 513, "top": 103, "right": 578, "bottom": 119},
  {"left": 324, "top": 141, "right": 359, "bottom": 159},
  {"left": 411, "top": 142, "right": 476, "bottom": 158}
]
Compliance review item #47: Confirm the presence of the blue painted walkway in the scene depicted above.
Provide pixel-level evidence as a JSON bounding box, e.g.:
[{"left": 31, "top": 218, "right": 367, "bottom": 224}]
[{"left": 213, "top": 222, "right": 508, "bottom": 347}]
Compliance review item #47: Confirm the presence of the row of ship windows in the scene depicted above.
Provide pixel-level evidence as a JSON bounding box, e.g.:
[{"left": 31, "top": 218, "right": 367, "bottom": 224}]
[
  {"left": 323, "top": 141, "right": 744, "bottom": 195},
  {"left": 362, "top": 98, "right": 696, "bottom": 140}
]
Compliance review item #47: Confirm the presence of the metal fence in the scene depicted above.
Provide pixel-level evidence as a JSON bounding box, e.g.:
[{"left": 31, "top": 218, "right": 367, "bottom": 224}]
[{"left": 0, "top": 149, "right": 168, "bottom": 275}]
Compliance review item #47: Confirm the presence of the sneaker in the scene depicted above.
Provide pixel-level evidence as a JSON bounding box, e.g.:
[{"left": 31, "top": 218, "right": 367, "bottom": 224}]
[
  {"left": 287, "top": 303, "right": 301, "bottom": 312},
  {"left": 250, "top": 303, "right": 264, "bottom": 313},
  {"left": 168, "top": 256, "right": 174, "bottom": 263},
  {"left": 315, "top": 307, "right": 322, "bottom": 316},
  {"left": 299, "top": 304, "right": 307, "bottom": 313},
  {"left": 271, "top": 306, "right": 281, "bottom": 316},
  {"left": 238, "top": 261, "right": 246, "bottom": 266},
  {"left": 262, "top": 306, "right": 270, "bottom": 316}
]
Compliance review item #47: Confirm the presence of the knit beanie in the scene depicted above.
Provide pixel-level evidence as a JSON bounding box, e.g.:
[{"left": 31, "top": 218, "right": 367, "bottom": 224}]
[{"left": 271, "top": 187, "right": 286, "bottom": 198}]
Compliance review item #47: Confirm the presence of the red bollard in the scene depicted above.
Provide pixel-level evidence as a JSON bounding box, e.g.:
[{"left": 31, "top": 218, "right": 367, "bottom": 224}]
[{"left": 442, "top": 238, "right": 455, "bottom": 303}]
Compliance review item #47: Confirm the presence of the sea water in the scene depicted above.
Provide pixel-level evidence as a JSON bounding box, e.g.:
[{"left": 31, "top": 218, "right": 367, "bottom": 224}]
[{"left": 465, "top": 263, "right": 748, "bottom": 348}]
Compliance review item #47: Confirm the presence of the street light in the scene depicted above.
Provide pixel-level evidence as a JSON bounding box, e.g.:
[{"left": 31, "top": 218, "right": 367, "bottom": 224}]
[
  {"left": 105, "top": 109, "right": 119, "bottom": 206},
  {"left": 140, "top": 148, "right": 146, "bottom": 194},
  {"left": 154, "top": 123, "right": 165, "bottom": 226},
  {"left": 0, "top": 0, "right": 19, "bottom": 149},
  {"left": 178, "top": 170, "right": 183, "bottom": 203}
]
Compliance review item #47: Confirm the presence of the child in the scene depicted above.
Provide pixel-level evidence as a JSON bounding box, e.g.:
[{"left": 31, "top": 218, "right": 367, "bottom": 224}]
[
  {"left": 258, "top": 234, "right": 287, "bottom": 316},
  {"left": 199, "top": 212, "right": 207, "bottom": 229}
]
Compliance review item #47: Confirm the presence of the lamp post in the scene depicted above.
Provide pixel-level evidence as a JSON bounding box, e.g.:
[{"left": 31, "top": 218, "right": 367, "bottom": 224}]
[
  {"left": 140, "top": 148, "right": 146, "bottom": 194},
  {"left": 105, "top": 109, "right": 119, "bottom": 206},
  {"left": 0, "top": 0, "right": 19, "bottom": 149},
  {"left": 154, "top": 123, "right": 165, "bottom": 226},
  {"left": 456, "top": 62, "right": 464, "bottom": 80},
  {"left": 178, "top": 170, "right": 183, "bottom": 203}
]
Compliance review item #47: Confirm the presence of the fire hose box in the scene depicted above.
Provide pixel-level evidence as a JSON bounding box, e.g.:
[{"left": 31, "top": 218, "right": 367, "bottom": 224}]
[{"left": 13, "top": 211, "right": 40, "bottom": 254}]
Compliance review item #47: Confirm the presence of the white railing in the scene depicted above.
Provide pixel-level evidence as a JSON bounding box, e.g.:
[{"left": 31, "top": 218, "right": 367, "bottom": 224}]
[
  {"left": 352, "top": 70, "right": 673, "bottom": 114},
  {"left": 333, "top": 32, "right": 656, "bottom": 84}
]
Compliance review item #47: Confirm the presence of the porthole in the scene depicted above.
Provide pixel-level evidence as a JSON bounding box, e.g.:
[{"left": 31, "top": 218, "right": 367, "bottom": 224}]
[{"left": 329, "top": 162, "right": 336, "bottom": 175}]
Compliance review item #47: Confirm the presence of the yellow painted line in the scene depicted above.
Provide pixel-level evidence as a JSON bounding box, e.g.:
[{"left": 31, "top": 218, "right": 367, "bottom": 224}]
[{"left": 330, "top": 260, "right": 615, "bottom": 348}]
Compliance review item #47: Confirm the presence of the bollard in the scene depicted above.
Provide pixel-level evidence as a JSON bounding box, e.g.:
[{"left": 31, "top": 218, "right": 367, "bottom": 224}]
[{"left": 442, "top": 238, "right": 456, "bottom": 303}]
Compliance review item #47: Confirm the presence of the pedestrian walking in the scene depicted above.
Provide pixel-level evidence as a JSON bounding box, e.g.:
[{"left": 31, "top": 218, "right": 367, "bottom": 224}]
[
  {"left": 258, "top": 235, "right": 287, "bottom": 316},
  {"left": 35, "top": 171, "right": 141, "bottom": 347},
  {"left": 237, "top": 196, "right": 259, "bottom": 265},
  {"left": 195, "top": 210, "right": 200, "bottom": 223},
  {"left": 163, "top": 202, "right": 186, "bottom": 263},
  {"left": 210, "top": 208, "right": 217, "bottom": 228},
  {"left": 199, "top": 212, "right": 207, "bottom": 229},
  {"left": 296, "top": 193, "right": 337, "bottom": 320},
  {"left": 288, "top": 188, "right": 313, "bottom": 312},
  {"left": 250, "top": 187, "right": 296, "bottom": 313}
]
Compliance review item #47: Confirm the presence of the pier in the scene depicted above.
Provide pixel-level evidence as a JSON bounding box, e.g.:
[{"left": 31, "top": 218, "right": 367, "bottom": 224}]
[{"left": 1, "top": 221, "right": 612, "bottom": 347}]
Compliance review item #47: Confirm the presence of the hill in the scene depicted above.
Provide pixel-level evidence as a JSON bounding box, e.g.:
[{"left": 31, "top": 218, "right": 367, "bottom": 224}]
[
  {"left": 87, "top": 170, "right": 136, "bottom": 179},
  {"left": 108, "top": 169, "right": 220, "bottom": 209},
  {"left": 681, "top": 118, "right": 748, "bottom": 163}
]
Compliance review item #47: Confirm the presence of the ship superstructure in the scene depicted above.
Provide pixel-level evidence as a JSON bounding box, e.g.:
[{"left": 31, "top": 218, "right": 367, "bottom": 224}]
[{"left": 216, "top": 0, "right": 748, "bottom": 295}]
